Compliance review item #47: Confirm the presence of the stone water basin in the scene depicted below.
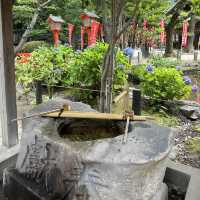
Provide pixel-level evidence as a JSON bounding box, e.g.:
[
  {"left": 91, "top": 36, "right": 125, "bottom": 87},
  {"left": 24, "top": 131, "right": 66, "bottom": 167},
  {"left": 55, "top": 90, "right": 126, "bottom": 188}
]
[{"left": 5, "top": 99, "right": 174, "bottom": 200}]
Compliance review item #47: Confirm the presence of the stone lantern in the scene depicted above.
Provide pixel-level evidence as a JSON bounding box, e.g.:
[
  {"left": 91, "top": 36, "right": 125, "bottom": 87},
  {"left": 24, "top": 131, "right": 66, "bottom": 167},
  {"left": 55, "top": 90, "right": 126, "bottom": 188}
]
[{"left": 47, "top": 14, "right": 64, "bottom": 47}]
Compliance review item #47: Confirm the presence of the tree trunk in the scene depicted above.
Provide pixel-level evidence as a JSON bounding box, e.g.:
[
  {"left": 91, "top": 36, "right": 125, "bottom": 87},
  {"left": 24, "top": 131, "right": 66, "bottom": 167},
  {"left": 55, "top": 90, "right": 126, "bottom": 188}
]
[
  {"left": 187, "top": 14, "right": 196, "bottom": 52},
  {"left": 165, "top": 12, "right": 179, "bottom": 57},
  {"left": 100, "top": 0, "right": 117, "bottom": 113},
  {"left": 102, "top": 0, "right": 111, "bottom": 42},
  {"left": 100, "top": 45, "right": 114, "bottom": 113}
]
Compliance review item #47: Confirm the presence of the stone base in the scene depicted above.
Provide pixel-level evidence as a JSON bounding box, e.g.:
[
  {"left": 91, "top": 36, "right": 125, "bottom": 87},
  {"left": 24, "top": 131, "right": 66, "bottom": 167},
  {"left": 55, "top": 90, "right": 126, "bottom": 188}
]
[
  {"left": 3, "top": 168, "right": 168, "bottom": 200},
  {"left": 3, "top": 168, "right": 49, "bottom": 200}
]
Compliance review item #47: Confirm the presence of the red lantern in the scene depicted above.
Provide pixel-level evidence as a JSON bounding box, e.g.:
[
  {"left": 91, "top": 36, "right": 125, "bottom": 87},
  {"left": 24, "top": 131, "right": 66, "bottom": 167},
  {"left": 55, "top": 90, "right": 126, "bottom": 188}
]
[
  {"left": 80, "top": 11, "right": 100, "bottom": 47},
  {"left": 47, "top": 15, "right": 64, "bottom": 47}
]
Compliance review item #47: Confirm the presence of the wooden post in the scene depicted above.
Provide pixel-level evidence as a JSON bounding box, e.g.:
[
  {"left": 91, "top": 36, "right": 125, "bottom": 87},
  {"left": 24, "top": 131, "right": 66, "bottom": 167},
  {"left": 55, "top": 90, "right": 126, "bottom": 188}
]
[
  {"left": 132, "top": 88, "right": 141, "bottom": 115},
  {"left": 0, "top": 0, "right": 18, "bottom": 147},
  {"left": 35, "top": 81, "right": 43, "bottom": 104},
  {"left": 194, "top": 50, "right": 198, "bottom": 62}
]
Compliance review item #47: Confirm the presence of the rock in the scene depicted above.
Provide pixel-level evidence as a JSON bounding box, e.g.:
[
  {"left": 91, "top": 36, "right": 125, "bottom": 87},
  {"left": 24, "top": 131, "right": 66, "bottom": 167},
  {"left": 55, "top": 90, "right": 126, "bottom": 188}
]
[
  {"left": 180, "top": 105, "right": 200, "bottom": 120},
  {"left": 180, "top": 106, "right": 195, "bottom": 118},
  {"left": 190, "top": 113, "right": 199, "bottom": 120},
  {"left": 169, "top": 146, "right": 178, "bottom": 161}
]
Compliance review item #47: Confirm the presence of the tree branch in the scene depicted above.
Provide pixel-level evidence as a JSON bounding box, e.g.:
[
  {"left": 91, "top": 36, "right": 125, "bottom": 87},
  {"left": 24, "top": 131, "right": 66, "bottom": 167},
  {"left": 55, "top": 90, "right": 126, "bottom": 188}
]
[
  {"left": 114, "top": 0, "right": 141, "bottom": 43},
  {"left": 14, "top": 0, "right": 54, "bottom": 54},
  {"left": 40, "top": 0, "right": 53, "bottom": 8}
]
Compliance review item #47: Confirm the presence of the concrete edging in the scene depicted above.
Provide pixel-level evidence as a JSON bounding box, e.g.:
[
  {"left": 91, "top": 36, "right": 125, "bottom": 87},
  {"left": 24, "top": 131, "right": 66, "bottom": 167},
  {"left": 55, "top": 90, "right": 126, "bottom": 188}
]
[{"left": 166, "top": 159, "right": 200, "bottom": 200}]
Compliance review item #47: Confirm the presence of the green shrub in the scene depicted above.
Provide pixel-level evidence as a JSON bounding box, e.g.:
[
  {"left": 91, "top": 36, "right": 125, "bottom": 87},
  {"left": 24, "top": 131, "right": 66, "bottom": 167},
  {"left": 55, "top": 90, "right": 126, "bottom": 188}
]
[
  {"left": 69, "top": 42, "right": 131, "bottom": 89},
  {"left": 16, "top": 43, "right": 130, "bottom": 101},
  {"left": 67, "top": 42, "right": 131, "bottom": 102},
  {"left": 149, "top": 55, "right": 181, "bottom": 68},
  {"left": 133, "top": 65, "right": 191, "bottom": 100},
  {"left": 20, "top": 41, "right": 49, "bottom": 53},
  {"left": 16, "top": 45, "right": 74, "bottom": 94}
]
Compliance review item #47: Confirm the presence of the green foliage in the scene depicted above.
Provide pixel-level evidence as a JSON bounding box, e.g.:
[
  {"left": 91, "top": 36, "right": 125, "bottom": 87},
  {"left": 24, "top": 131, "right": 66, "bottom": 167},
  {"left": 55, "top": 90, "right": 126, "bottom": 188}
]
[
  {"left": 137, "top": 0, "right": 171, "bottom": 25},
  {"left": 16, "top": 43, "right": 130, "bottom": 100},
  {"left": 142, "top": 109, "right": 180, "bottom": 127},
  {"left": 133, "top": 65, "right": 192, "bottom": 101},
  {"left": 20, "top": 41, "right": 49, "bottom": 52},
  {"left": 192, "top": 0, "right": 200, "bottom": 15},
  {"left": 13, "top": 0, "right": 83, "bottom": 42},
  {"left": 186, "top": 137, "right": 200, "bottom": 154},
  {"left": 149, "top": 55, "right": 181, "bottom": 68},
  {"left": 69, "top": 42, "right": 131, "bottom": 88},
  {"left": 16, "top": 45, "right": 74, "bottom": 88},
  {"left": 68, "top": 42, "right": 130, "bottom": 102}
]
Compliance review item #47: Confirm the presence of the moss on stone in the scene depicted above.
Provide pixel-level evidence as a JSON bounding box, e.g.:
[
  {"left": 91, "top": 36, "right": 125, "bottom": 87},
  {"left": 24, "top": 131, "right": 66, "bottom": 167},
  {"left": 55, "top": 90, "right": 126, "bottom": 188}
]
[
  {"left": 192, "top": 125, "right": 200, "bottom": 133},
  {"left": 185, "top": 137, "right": 200, "bottom": 154}
]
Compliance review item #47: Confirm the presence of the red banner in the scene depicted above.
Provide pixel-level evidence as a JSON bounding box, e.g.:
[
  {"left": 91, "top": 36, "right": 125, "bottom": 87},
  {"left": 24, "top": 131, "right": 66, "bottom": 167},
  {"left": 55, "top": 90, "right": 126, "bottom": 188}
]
[
  {"left": 160, "top": 19, "right": 165, "bottom": 44},
  {"left": 68, "top": 23, "right": 74, "bottom": 46},
  {"left": 90, "top": 20, "right": 100, "bottom": 45},
  {"left": 81, "top": 26, "right": 85, "bottom": 50},
  {"left": 182, "top": 21, "right": 189, "bottom": 47}
]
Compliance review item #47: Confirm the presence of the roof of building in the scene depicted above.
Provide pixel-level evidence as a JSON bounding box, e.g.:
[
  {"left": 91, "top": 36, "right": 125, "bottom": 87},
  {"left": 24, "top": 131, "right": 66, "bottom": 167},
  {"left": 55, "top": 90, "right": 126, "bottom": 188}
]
[
  {"left": 165, "top": 0, "right": 191, "bottom": 15},
  {"left": 81, "top": 11, "right": 100, "bottom": 19},
  {"left": 48, "top": 15, "right": 64, "bottom": 23}
]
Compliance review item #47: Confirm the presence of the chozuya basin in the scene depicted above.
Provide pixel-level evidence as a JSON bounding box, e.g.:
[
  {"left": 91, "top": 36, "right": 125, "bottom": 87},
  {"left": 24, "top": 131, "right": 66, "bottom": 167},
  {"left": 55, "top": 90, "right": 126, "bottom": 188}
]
[{"left": 14, "top": 99, "right": 174, "bottom": 200}]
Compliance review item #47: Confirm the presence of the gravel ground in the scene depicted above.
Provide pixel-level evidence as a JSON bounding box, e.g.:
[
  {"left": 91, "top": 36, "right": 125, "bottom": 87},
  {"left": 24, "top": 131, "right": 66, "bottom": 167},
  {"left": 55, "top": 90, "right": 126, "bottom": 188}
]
[{"left": 170, "top": 119, "right": 200, "bottom": 168}]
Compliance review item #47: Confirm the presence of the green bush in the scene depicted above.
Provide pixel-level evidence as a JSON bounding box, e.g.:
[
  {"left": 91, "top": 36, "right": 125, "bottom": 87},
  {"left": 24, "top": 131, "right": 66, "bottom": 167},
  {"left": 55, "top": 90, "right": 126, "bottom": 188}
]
[
  {"left": 69, "top": 42, "right": 131, "bottom": 89},
  {"left": 133, "top": 65, "right": 191, "bottom": 100},
  {"left": 149, "top": 55, "right": 181, "bottom": 68},
  {"left": 16, "top": 43, "right": 130, "bottom": 101},
  {"left": 20, "top": 41, "right": 49, "bottom": 53},
  {"left": 16, "top": 45, "right": 74, "bottom": 92},
  {"left": 68, "top": 42, "right": 131, "bottom": 102}
]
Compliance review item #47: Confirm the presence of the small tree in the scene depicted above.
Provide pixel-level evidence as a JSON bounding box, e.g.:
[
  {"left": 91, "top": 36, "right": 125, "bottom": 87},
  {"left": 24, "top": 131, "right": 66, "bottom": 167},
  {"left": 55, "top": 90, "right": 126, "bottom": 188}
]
[{"left": 100, "top": 0, "right": 141, "bottom": 113}]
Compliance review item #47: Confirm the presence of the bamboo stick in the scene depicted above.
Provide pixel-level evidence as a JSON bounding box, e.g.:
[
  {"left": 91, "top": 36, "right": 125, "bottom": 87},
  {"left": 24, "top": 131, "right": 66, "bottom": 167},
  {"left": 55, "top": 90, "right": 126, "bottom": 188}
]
[{"left": 42, "top": 111, "right": 151, "bottom": 121}]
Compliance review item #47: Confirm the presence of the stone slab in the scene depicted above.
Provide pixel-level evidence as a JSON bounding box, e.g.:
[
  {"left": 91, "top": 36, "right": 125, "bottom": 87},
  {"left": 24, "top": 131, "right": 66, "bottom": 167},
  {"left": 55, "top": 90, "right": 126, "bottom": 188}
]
[
  {"left": 166, "top": 159, "right": 200, "bottom": 200},
  {"left": 0, "top": 144, "right": 19, "bottom": 179}
]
